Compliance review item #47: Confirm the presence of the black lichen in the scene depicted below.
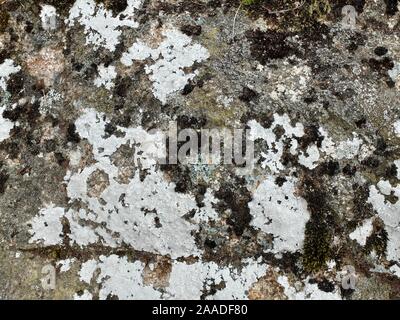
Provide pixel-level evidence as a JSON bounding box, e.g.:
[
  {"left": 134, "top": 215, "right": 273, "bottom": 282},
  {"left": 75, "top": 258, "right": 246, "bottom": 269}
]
[
  {"left": 215, "top": 177, "right": 252, "bottom": 237},
  {"left": 66, "top": 123, "right": 81, "bottom": 143},
  {"left": 113, "top": 76, "right": 132, "bottom": 98},
  {"left": 180, "top": 24, "right": 202, "bottom": 36},
  {"left": 299, "top": 125, "right": 323, "bottom": 149},
  {"left": 384, "top": 0, "right": 398, "bottom": 15},
  {"left": 365, "top": 57, "right": 395, "bottom": 85},
  {"left": 342, "top": 164, "right": 357, "bottom": 176},
  {"left": 246, "top": 29, "right": 298, "bottom": 64},
  {"left": 6, "top": 71, "right": 25, "bottom": 96},
  {"left": 317, "top": 278, "right": 335, "bottom": 292},
  {"left": 365, "top": 223, "right": 388, "bottom": 258},
  {"left": 181, "top": 82, "right": 195, "bottom": 96},
  {"left": 385, "top": 164, "right": 398, "bottom": 180},
  {"left": 374, "top": 46, "right": 388, "bottom": 57},
  {"left": 161, "top": 164, "right": 193, "bottom": 193},
  {"left": 102, "top": 0, "right": 128, "bottom": 14},
  {"left": 317, "top": 160, "right": 340, "bottom": 176},
  {"left": 352, "top": 184, "right": 375, "bottom": 220},
  {"left": 0, "top": 10, "right": 10, "bottom": 33}
]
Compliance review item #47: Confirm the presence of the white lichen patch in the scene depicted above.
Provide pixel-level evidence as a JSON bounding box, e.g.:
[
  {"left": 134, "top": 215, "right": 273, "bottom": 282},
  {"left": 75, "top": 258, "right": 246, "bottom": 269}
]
[
  {"left": 248, "top": 113, "right": 304, "bottom": 174},
  {"left": 0, "top": 59, "right": 21, "bottom": 91},
  {"left": 28, "top": 205, "right": 99, "bottom": 247},
  {"left": 319, "top": 127, "right": 335, "bottom": 155},
  {"left": 76, "top": 255, "right": 267, "bottom": 300},
  {"left": 349, "top": 218, "right": 374, "bottom": 246},
  {"left": 298, "top": 145, "right": 320, "bottom": 169},
  {"left": 370, "top": 262, "right": 400, "bottom": 279},
  {"left": 395, "top": 160, "right": 400, "bottom": 179},
  {"left": 83, "top": 255, "right": 161, "bottom": 300},
  {"left": 27, "top": 108, "right": 221, "bottom": 259},
  {"left": 249, "top": 177, "right": 310, "bottom": 253},
  {"left": 244, "top": 113, "right": 371, "bottom": 254},
  {"left": 277, "top": 276, "right": 341, "bottom": 300},
  {"left": 121, "top": 28, "right": 209, "bottom": 104},
  {"left": 39, "top": 89, "right": 63, "bottom": 114},
  {"left": 368, "top": 180, "right": 400, "bottom": 262},
  {"left": 390, "top": 265, "right": 400, "bottom": 278},
  {"left": 192, "top": 190, "right": 219, "bottom": 223},
  {"left": 248, "top": 114, "right": 365, "bottom": 172},
  {"left": 79, "top": 259, "right": 98, "bottom": 284},
  {"left": 40, "top": 5, "right": 58, "bottom": 31},
  {"left": 216, "top": 95, "right": 233, "bottom": 107},
  {"left": 388, "top": 62, "right": 400, "bottom": 84},
  {"left": 74, "top": 290, "right": 93, "bottom": 300},
  {"left": 58, "top": 258, "right": 75, "bottom": 272},
  {"left": 93, "top": 64, "right": 117, "bottom": 90},
  {"left": 0, "top": 105, "right": 14, "bottom": 143},
  {"left": 334, "top": 134, "right": 363, "bottom": 160},
  {"left": 165, "top": 258, "right": 267, "bottom": 300},
  {"left": 319, "top": 128, "right": 364, "bottom": 160},
  {"left": 75, "top": 255, "right": 346, "bottom": 300},
  {"left": 268, "top": 64, "right": 311, "bottom": 102},
  {"left": 393, "top": 120, "right": 400, "bottom": 137},
  {"left": 66, "top": 166, "right": 201, "bottom": 257},
  {"left": 358, "top": 143, "right": 376, "bottom": 162},
  {"left": 67, "top": 0, "right": 143, "bottom": 51},
  {"left": 28, "top": 204, "right": 65, "bottom": 246}
]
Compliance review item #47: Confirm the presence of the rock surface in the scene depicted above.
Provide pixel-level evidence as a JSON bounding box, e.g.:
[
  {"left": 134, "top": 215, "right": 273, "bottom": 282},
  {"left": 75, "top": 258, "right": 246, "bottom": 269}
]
[{"left": 1, "top": 0, "right": 400, "bottom": 300}]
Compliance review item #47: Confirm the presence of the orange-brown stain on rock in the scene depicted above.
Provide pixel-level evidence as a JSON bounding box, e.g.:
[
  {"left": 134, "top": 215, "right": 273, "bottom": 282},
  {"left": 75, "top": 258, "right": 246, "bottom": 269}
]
[{"left": 26, "top": 47, "right": 65, "bottom": 87}]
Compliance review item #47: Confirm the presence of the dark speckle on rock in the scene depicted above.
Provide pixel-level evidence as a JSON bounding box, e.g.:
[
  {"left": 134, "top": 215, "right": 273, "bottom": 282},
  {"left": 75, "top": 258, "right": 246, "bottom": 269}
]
[
  {"left": 180, "top": 24, "right": 202, "bottom": 36},
  {"left": 374, "top": 46, "right": 388, "bottom": 57},
  {"left": 0, "top": 171, "right": 9, "bottom": 194},
  {"left": 385, "top": 0, "right": 398, "bottom": 15},
  {"left": 239, "top": 87, "right": 258, "bottom": 102},
  {"left": 181, "top": 82, "right": 194, "bottom": 95}
]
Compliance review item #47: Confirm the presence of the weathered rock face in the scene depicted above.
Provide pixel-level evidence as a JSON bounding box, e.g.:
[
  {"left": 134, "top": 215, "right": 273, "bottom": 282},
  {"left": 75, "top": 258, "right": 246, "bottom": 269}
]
[{"left": 1, "top": 0, "right": 400, "bottom": 300}]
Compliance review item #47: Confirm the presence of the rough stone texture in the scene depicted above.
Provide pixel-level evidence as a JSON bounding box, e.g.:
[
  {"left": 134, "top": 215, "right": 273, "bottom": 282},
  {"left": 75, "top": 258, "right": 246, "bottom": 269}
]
[{"left": 0, "top": 0, "right": 400, "bottom": 300}]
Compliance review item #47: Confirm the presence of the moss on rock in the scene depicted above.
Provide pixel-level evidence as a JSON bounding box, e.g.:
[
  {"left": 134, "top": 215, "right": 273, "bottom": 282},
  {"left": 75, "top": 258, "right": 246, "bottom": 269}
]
[
  {"left": 302, "top": 217, "right": 332, "bottom": 272},
  {"left": 0, "top": 10, "right": 10, "bottom": 33}
]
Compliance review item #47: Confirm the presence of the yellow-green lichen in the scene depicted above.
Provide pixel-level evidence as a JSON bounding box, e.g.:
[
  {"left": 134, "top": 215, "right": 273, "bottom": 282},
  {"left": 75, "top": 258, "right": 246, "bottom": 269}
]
[
  {"left": 308, "top": 0, "right": 331, "bottom": 20},
  {"left": 241, "top": 0, "right": 260, "bottom": 5}
]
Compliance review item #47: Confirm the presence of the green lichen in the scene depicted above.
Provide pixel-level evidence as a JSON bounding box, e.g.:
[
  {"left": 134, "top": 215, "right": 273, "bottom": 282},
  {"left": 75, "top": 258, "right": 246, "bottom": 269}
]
[
  {"left": 241, "top": 0, "right": 259, "bottom": 5},
  {"left": 308, "top": 0, "right": 331, "bottom": 20}
]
